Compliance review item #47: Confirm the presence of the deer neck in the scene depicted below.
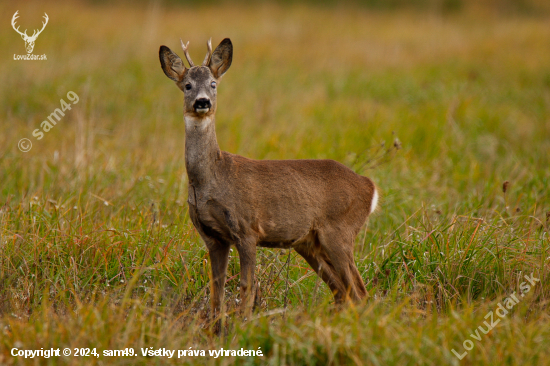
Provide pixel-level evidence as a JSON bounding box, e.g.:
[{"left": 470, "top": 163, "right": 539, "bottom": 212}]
[{"left": 184, "top": 114, "right": 221, "bottom": 188}]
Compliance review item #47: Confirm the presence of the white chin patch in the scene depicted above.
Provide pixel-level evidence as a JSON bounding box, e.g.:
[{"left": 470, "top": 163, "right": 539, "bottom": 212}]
[{"left": 195, "top": 108, "right": 209, "bottom": 114}]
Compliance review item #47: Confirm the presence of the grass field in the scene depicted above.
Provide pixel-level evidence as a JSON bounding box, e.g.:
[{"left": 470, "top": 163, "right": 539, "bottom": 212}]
[{"left": 1, "top": 0, "right": 549, "bottom": 365}]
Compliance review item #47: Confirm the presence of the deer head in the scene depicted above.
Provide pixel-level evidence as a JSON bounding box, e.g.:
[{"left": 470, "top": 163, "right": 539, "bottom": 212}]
[
  {"left": 12, "top": 11, "right": 49, "bottom": 54},
  {"left": 159, "top": 38, "right": 233, "bottom": 120}
]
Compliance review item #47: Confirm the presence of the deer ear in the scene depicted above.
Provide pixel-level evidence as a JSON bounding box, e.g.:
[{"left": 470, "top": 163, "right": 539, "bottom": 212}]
[
  {"left": 159, "top": 46, "right": 187, "bottom": 82},
  {"left": 209, "top": 38, "right": 232, "bottom": 79}
]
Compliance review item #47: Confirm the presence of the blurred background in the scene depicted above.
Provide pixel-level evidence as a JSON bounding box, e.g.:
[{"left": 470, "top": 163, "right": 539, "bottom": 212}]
[
  {"left": 2, "top": 0, "right": 549, "bottom": 206},
  {"left": 2, "top": 0, "right": 549, "bottom": 207}
]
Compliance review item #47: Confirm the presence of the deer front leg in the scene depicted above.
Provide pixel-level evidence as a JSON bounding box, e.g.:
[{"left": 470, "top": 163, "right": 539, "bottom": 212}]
[
  {"left": 236, "top": 240, "right": 257, "bottom": 318},
  {"left": 209, "top": 242, "right": 230, "bottom": 333}
]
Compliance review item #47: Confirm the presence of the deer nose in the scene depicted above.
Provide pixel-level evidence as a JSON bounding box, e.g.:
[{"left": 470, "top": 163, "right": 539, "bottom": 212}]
[{"left": 193, "top": 98, "right": 211, "bottom": 113}]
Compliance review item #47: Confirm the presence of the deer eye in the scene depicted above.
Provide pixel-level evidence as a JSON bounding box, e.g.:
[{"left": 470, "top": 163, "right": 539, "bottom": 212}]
[
  {"left": 211, "top": 81, "right": 217, "bottom": 89},
  {"left": 185, "top": 84, "right": 192, "bottom": 91}
]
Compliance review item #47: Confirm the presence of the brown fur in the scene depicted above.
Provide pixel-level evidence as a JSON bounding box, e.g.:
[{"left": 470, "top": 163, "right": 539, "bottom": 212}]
[{"left": 159, "top": 38, "right": 378, "bottom": 325}]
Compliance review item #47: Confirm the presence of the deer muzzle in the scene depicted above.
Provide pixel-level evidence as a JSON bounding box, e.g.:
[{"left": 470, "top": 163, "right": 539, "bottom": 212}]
[{"left": 193, "top": 98, "right": 212, "bottom": 114}]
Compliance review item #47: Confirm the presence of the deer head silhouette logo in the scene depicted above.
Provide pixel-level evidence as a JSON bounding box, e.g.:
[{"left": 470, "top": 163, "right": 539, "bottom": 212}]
[{"left": 12, "top": 11, "right": 48, "bottom": 54}]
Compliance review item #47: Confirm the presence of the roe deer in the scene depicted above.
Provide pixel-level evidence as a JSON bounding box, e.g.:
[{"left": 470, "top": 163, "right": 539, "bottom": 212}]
[{"left": 159, "top": 38, "right": 378, "bottom": 324}]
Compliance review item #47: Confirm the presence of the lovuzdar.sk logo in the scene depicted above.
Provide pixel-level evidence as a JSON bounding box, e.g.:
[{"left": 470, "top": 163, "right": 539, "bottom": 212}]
[{"left": 12, "top": 10, "right": 48, "bottom": 61}]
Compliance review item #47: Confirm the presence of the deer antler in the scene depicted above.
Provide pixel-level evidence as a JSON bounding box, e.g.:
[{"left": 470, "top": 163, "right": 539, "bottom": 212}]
[
  {"left": 180, "top": 39, "right": 195, "bottom": 68},
  {"left": 29, "top": 13, "right": 48, "bottom": 40},
  {"left": 202, "top": 38, "right": 212, "bottom": 66},
  {"left": 11, "top": 11, "right": 28, "bottom": 38}
]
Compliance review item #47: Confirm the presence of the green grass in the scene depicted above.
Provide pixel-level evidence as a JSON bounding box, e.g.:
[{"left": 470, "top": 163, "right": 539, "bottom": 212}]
[{"left": 1, "top": 1, "right": 549, "bottom": 365}]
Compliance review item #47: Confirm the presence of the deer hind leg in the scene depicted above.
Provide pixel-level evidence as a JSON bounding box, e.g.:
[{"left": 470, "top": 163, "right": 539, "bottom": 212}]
[
  {"left": 294, "top": 242, "right": 347, "bottom": 304},
  {"left": 349, "top": 260, "right": 368, "bottom": 300},
  {"left": 317, "top": 229, "right": 366, "bottom": 303}
]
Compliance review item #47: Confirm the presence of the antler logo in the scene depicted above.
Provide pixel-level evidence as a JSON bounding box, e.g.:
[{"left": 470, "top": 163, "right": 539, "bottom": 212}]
[{"left": 12, "top": 10, "right": 48, "bottom": 54}]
